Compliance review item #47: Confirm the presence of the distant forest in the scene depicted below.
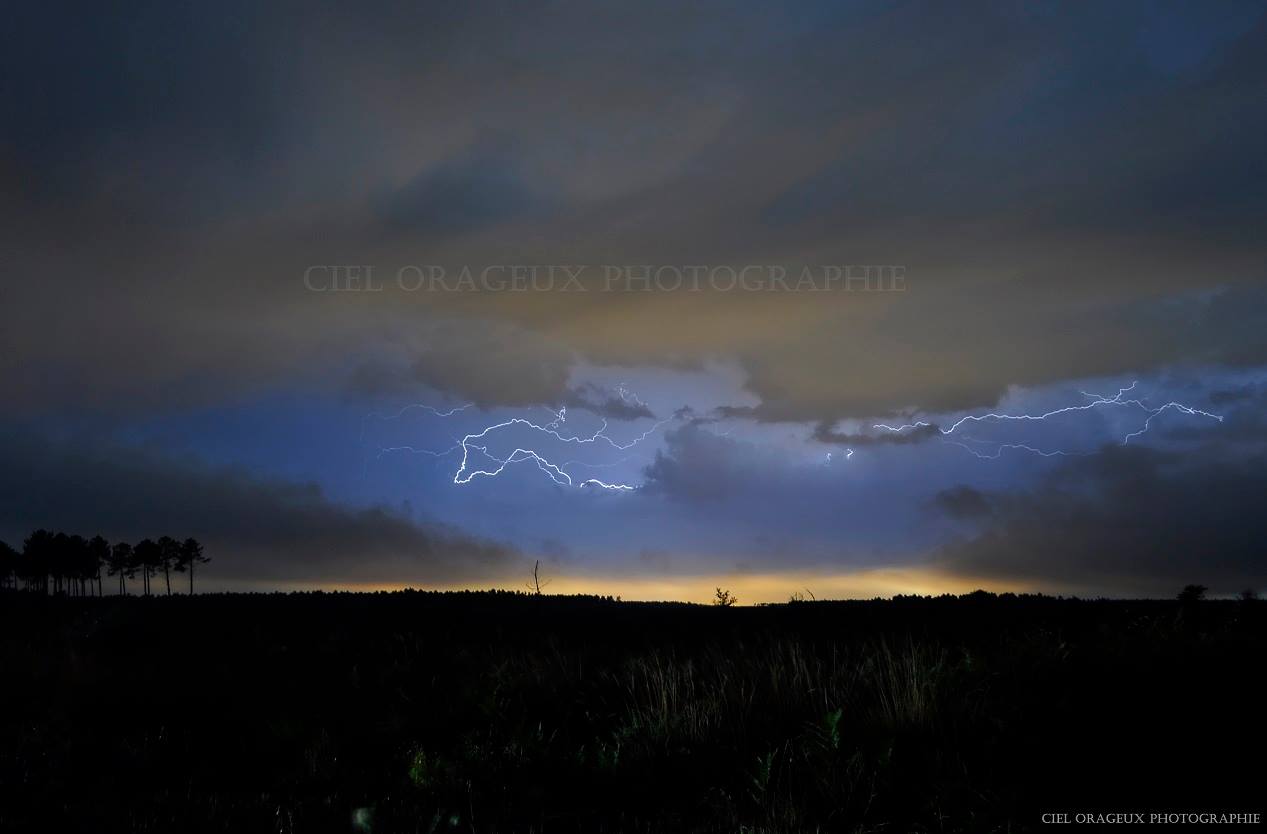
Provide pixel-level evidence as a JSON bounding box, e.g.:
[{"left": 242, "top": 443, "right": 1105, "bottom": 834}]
[{"left": 0, "top": 531, "right": 208, "bottom": 596}]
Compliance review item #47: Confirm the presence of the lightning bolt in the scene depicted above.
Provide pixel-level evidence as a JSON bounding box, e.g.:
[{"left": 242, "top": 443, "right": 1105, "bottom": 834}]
[
  {"left": 452, "top": 407, "right": 669, "bottom": 489},
  {"left": 874, "top": 381, "right": 1223, "bottom": 458},
  {"left": 616, "top": 383, "right": 646, "bottom": 409},
  {"left": 358, "top": 402, "right": 472, "bottom": 443},
  {"left": 944, "top": 438, "right": 1081, "bottom": 460},
  {"left": 365, "top": 389, "right": 670, "bottom": 490},
  {"left": 358, "top": 403, "right": 472, "bottom": 478}
]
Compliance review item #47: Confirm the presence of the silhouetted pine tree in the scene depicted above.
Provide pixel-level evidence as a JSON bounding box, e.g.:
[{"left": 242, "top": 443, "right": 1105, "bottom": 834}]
[
  {"left": 174, "top": 538, "right": 208, "bottom": 595},
  {"left": 157, "top": 537, "right": 180, "bottom": 596},
  {"left": 87, "top": 536, "right": 109, "bottom": 597},
  {"left": 107, "top": 542, "right": 134, "bottom": 595},
  {"left": 133, "top": 539, "right": 161, "bottom": 596},
  {"left": 0, "top": 540, "right": 17, "bottom": 590},
  {"left": 23, "top": 530, "right": 55, "bottom": 594}
]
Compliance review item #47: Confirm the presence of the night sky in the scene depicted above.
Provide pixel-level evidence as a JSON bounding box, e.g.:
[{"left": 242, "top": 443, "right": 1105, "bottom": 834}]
[{"left": 4, "top": 1, "right": 1267, "bottom": 600}]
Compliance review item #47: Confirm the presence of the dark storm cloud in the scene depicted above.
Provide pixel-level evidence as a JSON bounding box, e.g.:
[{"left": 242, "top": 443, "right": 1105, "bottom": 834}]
[
  {"left": 713, "top": 406, "right": 758, "bottom": 420},
  {"left": 936, "top": 446, "right": 1267, "bottom": 595},
  {"left": 627, "top": 371, "right": 1262, "bottom": 584},
  {"left": 407, "top": 320, "right": 574, "bottom": 409},
  {"left": 345, "top": 318, "right": 575, "bottom": 409},
  {"left": 376, "top": 143, "right": 547, "bottom": 237},
  {"left": 811, "top": 421, "right": 940, "bottom": 447},
  {"left": 5, "top": 0, "right": 1267, "bottom": 424},
  {"left": 1153, "top": 379, "right": 1267, "bottom": 445},
  {"left": 563, "top": 383, "right": 656, "bottom": 421},
  {"left": 710, "top": 410, "right": 941, "bottom": 445},
  {"left": 642, "top": 425, "right": 762, "bottom": 503},
  {"left": 1209, "top": 386, "right": 1256, "bottom": 405},
  {"left": 924, "top": 375, "right": 1267, "bottom": 593},
  {"left": 932, "top": 486, "right": 993, "bottom": 520},
  {"left": 0, "top": 427, "right": 519, "bottom": 584},
  {"left": 667, "top": 406, "right": 725, "bottom": 429}
]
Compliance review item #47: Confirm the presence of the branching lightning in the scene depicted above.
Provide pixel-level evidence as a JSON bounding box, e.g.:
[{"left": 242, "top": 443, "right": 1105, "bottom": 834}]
[
  {"left": 365, "top": 380, "right": 1223, "bottom": 484},
  {"left": 874, "top": 382, "right": 1223, "bottom": 458},
  {"left": 365, "top": 390, "right": 670, "bottom": 490},
  {"left": 359, "top": 403, "right": 471, "bottom": 442}
]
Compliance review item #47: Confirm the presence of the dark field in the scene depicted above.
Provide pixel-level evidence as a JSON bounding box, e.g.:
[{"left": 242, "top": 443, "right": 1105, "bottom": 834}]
[{"left": 2, "top": 591, "right": 1263, "bottom": 832}]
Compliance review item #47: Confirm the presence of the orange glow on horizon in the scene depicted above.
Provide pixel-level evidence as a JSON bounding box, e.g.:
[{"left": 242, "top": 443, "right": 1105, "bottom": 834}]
[{"left": 208, "top": 567, "right": 1037, "bottom": 604}]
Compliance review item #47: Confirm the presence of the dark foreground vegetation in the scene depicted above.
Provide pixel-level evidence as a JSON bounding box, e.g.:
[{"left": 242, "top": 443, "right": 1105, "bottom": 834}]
[{"left": 2, "top": 590, "right": 1263, "bottom": 833}]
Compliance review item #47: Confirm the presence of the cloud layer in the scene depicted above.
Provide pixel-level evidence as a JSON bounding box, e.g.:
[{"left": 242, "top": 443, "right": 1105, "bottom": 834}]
[
  {"left": 0, "top": 427, "right": 519, "bottom": 585},
  {"left": 4, "top": 2, "right": 1267, "bottom": 595},
  {"left": 936, "top": 445, "right": 1267, "bottom": 595},
  {"left": 5, "top": 2, "right": 1267, "bottom": 422}
]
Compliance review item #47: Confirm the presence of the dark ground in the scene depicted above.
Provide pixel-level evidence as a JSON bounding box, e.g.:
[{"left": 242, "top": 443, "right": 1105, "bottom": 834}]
[{"left": 1, "top": 590, "right": 1263, "bottom": 832}]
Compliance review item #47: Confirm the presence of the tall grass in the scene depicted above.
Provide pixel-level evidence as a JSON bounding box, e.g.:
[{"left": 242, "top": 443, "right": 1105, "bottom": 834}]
[{"left": 868, "top": 638, "right": 946, "bottom": 731}]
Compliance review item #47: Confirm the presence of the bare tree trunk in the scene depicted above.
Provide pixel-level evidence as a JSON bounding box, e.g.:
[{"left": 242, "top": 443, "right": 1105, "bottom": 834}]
[
  {"left": 164, "top": 564, "right": 171, "bottom": 595},
  {"left": 190, "top": 562, "right": 194, "bottom": 595}
]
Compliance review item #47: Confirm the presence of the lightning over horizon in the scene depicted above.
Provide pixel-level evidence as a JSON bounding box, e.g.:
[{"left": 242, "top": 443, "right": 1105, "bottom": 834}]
[
  {"left": 360, "top": 375, "right": 1233, "bottom": 497},
  {"left": 873, "top": 381, "right": 1224, "bottom": 459},
  {"left": 364, "top": 389, "right": 672, "bottom": 491}
]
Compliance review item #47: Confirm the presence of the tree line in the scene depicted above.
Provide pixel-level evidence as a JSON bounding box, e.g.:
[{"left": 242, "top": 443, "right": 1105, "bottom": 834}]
[{"left": 0, "top": 531, "right": 209, "bottom": 596}]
